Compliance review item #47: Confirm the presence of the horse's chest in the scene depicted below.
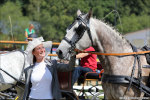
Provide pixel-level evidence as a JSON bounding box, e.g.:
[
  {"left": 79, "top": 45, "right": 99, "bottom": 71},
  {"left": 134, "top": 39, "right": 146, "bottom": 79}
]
[{"left": 102, "top": 83, "right": 125, "bottom": 99}]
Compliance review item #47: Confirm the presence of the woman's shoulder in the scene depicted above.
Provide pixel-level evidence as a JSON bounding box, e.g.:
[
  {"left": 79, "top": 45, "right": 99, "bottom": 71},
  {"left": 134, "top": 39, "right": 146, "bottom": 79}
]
[
  {"left": 24, "top": 65, "right": 33, "bottom": 73},
  {"left": 32, "top": 29, "right": 35, "bottom": 32},
  {"left": 25, "top": 28, "right": 29, "bottom": 31}
]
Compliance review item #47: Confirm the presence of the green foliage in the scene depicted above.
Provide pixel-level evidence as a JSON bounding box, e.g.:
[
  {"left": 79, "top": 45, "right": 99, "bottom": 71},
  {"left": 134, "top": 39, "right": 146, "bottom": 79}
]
[
  {"left": 0, "top": 0, "right": 149, "bottom": 42},
  {"left": 117, "top": 14, "right": 150, "bottom": 34},
  {"left": 0, "top": 34, "right": 12, "bottom": 50},
  {"left": 0, "top": 1, "right": 30, "bottom": 40},
  {"left": 0, "top": 33, "right": 11, "bottom": 40}
]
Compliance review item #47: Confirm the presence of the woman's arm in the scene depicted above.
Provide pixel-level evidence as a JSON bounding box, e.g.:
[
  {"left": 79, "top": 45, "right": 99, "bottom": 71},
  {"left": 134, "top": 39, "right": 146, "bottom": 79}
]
[
  {"left": 25, "top": 31, "right": 28, "bottom": 37},
  {"left": 25, "top": 30, "right": 28, "bottom": 41}
]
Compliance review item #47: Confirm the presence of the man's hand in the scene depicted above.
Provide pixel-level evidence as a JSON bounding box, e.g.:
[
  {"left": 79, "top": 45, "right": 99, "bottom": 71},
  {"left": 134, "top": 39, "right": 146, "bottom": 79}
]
[{"left": 76, "top": 53, "right": 89, "bottom": 59}]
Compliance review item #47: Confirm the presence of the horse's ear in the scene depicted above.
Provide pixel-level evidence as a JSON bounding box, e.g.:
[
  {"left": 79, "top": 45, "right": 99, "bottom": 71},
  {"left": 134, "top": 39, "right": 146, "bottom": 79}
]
[
  {"left": 87, "top": 8, "right": 92, "bottom": 20},
  {"left": 77, "top": 9, "right": 82, "bottom": 16}
]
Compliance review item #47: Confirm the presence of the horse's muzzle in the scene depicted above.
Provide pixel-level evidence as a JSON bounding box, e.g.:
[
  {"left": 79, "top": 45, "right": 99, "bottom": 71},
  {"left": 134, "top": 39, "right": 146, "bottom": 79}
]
[{"left": 56, "top": 49, "right": 63, "bottom": 59}]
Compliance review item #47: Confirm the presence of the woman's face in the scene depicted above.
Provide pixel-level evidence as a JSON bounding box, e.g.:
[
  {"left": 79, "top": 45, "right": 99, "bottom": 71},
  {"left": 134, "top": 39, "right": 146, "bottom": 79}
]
[
  {"left": 29, "top": 25, "right": 34, "bottom": 29},
  {"left": 32, "top": 44, "right": 45, "bottom": 60}
]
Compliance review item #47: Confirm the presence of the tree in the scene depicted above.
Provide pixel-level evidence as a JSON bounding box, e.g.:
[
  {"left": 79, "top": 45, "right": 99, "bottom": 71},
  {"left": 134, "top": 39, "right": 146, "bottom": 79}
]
[
  {"left": 0, "top": 0, "right": 149, "bottom": 41},
  {"left": 0, "top": 1, "right": 30, "bottom": 40}
]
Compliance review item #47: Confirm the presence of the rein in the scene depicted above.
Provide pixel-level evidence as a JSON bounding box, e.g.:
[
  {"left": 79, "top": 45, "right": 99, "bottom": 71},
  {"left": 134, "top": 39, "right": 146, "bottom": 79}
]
[{"left": 75, "top": 49, "right": 150, "bottom": 56}]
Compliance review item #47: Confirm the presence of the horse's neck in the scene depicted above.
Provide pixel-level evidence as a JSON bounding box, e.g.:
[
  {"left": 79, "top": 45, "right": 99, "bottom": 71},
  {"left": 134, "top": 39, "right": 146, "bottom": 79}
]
[
  {"left": 91, "top": 18, "right": 132, "bottom": 53},
  {"left": 0, "top": 51, "right": 28, "bottom": 82},
  {"left": 91, "top": 18, "right": 134, "bottom": 75}
]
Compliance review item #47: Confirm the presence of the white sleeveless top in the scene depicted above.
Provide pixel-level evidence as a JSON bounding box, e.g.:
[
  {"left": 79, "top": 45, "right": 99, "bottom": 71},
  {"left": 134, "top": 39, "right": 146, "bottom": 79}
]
[{"left": 29, "top": 61, "right": 53, "bottom": 99}]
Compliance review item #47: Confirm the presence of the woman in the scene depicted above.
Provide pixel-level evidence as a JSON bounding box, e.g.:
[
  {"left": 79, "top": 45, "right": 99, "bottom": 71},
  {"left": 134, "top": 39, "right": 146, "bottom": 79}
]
[
  {"left": 25, "top": 24, "right": 37, "bottom": 40},
  {"left": 23, "top": 37, "right": 75, "bottom": 100}
]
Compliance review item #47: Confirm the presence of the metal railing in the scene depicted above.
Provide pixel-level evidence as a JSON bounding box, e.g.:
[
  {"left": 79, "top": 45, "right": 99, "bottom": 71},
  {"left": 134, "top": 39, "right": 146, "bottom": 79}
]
[{"left": 0, "top": 40, "right": 60, "bottom": 56}]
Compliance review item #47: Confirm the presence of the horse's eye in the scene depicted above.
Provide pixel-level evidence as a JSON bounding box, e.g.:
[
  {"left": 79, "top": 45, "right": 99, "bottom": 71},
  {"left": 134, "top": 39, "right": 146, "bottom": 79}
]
[
  {"left": 74, "top": 28, "right": 77, "bottom": 32},
  {"left": 75, "top": 24, "right": 86, "bottom": 35}
]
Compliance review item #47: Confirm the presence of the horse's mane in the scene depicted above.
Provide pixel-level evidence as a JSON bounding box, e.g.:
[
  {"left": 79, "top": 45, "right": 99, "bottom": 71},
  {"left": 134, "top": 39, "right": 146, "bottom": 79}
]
[{"left": 91, "top": 17, "right": 131, "bottom": 45}]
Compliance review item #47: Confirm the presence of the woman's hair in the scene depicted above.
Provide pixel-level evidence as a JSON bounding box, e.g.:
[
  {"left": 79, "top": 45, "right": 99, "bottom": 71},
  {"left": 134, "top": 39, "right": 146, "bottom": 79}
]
[
  {"left": 32, "top": 48, "right": 36, "bottom": 64},
  {"left": 29, "top": 24, "right": 34, "bottom": 28},
  {"left": 33, "top": 56, "right": 36, "bottom": 64}
]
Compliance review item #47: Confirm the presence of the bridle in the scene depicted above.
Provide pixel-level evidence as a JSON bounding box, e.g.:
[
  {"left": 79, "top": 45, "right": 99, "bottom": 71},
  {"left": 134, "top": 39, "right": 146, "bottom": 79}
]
[
  {"left": 63, "top": 15, "right": 93, "bottom": 53},
  {"left": 0, "top": 51, "right": 26, "bottom": 87}
]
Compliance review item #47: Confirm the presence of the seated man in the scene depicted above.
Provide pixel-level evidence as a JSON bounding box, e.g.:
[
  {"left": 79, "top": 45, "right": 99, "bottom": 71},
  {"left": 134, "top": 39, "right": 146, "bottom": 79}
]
[{"left": 72, "top": 46, "right": 97, "bottom": 85}]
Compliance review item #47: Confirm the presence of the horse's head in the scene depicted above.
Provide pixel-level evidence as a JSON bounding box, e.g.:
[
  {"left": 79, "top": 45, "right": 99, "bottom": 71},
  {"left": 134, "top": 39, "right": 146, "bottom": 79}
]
[{"left": 57, "top": 9, "right": 94, "bottom": 60}]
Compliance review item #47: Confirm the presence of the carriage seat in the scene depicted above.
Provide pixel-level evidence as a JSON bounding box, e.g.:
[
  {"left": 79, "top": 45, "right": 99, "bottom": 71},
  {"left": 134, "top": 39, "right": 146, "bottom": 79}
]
[
  {"left": 84, "top": 69, "right": 104, "bottom": 80},
  {"left": 57, "top": 71, "right": 79, "bottom": 100},
  {"left": 57, "top": 71, "right": 72, "bottom": 91},
  {"left": 77, "top": 62, "right": 103, "bottom": 85},
  {"left": 85, "top": 62, "right": 103, "bottom": 80},
  {"left": 85, "top": 72, "right": 100, "bottom": 79}
]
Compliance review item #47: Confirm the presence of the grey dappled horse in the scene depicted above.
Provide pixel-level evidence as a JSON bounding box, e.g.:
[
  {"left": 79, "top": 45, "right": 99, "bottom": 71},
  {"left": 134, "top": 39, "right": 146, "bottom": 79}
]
[
  {"left": 56, "top": 9, "right": 150, "bottom": 100},
  {"left": 0, "top": 51, "right": 29, "bottom": 99}
]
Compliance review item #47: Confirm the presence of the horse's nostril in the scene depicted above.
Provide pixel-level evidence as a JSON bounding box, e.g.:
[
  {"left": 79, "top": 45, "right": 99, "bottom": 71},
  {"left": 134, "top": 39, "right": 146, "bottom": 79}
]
[
  {"left": 58, "top": 50, "right": 62, "bottom": 55},
  {"left": 56, "top": 49, "right": 62, "bottom": 56}
]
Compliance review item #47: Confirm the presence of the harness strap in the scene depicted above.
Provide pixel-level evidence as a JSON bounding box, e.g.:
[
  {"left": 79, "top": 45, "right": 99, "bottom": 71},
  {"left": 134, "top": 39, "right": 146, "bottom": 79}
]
[
  {"left": 125, "top": 77, "right": 150, "bottom": 96},
  {"left": 77, "top": 15, "right": 88, "bottom": 27},
  {"left": 127, "top": 54, "right": 136, "bottom": 92},
  {"left": 77, "top": 15, "right": 94, "bottom": 46},
  {"left": 63, "top": 37, "right": 73, "bottom": 45},
  {"left": 87, "top": 29, "right": 93, "bottom": 46},
  {"left": 126, "top": 44, "right": 138, "bottom": 92},
  {"left": 130, "top": 44, "right": 142, "bottom": 91},
  {"left": 74, "top": 49, "right": 150, "bottom": 56},
  {"left": 102, "top": 74, "right": 130, "bottom": 84},
  {"left": 137, "top": 51, "right": 142, "bottom": 91},
  {"left": 18, "top": 51, "right": 26, "bottom": 84},
  {"left": 0, "top": 68, "right": 25, "bottom": 85},
  {"left": 102, "top": 74, "right": 150, "bottom": 96}
]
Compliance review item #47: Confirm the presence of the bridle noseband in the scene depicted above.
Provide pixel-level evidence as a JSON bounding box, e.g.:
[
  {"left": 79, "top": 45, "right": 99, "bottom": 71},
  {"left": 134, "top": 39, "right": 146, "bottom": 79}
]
[{"left": 63, "top": 15, "right": 93, "bottom": 53}]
